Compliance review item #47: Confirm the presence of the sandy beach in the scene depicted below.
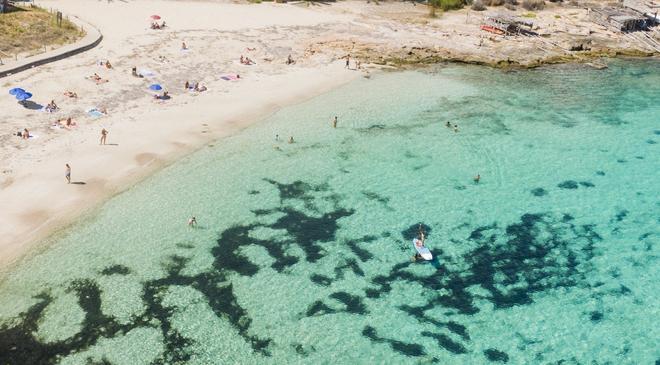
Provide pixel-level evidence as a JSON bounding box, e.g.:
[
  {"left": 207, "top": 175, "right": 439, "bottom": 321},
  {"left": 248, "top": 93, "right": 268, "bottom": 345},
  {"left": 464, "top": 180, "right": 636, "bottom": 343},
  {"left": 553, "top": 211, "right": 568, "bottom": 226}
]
[
  {"left": 0, "top": 0, "right": 363, "bottom": 268},
  {"left": 0, "top": 0, "right": 658, "bottom": 269}
]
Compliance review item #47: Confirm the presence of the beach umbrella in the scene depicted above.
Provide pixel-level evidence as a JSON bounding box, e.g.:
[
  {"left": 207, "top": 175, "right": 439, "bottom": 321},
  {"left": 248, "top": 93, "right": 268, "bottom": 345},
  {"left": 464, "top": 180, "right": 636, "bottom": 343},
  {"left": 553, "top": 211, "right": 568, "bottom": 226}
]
[
  {"left": 9, "top": 88, "right": 25, "bottom": 96},
  {"left": 15, "top": 92, "right": 32, "bottom": 101},
  {"left": 150, "top": 15, "right": 161, "bottom": 20},
  {"left": 149, "top": 84, "right": 162, "bottom": 91}
]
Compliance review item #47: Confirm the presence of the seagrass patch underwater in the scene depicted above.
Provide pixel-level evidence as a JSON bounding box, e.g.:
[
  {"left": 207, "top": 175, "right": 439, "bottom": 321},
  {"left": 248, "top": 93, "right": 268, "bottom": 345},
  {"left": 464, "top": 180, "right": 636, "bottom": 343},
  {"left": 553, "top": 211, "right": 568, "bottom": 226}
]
[{"left": 0, "top": 59, "right": 658, "bottom": 364}]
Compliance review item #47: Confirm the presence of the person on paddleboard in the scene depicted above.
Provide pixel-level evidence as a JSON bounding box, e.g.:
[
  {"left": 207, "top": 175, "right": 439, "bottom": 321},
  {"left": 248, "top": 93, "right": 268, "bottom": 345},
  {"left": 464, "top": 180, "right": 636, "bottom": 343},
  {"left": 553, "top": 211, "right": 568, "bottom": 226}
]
[{"left": 413, "top": 226, "right": 426, "bottom": 261}]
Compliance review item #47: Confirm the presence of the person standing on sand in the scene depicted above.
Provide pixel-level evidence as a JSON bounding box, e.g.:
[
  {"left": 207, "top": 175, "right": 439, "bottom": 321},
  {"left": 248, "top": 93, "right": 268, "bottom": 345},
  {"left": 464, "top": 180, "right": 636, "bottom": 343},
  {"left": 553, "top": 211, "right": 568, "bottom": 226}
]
[
  {"left": 345, "top": 54, "right": 350, "bottom": 69},
  {"left": 332, "top": 116, "right": 338, "bottom": 128},
  {"left": 65, "top": 164, "right": 71, "bottom": 184},
  {"left": 100, "top": 128, "right": 108, "bottom": 145}
]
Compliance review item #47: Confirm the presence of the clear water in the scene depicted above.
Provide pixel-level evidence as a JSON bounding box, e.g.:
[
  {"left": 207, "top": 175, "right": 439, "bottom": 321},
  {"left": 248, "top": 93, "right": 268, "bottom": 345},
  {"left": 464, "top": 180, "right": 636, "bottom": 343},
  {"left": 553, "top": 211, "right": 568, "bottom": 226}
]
[{"left": 1, "top": 59, "right": 658, "bottom": 365}]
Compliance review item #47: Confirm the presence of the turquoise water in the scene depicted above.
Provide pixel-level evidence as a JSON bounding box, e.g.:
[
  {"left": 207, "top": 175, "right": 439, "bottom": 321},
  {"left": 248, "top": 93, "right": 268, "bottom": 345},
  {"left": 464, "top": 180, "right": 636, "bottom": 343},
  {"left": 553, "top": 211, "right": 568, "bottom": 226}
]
[{"left": 1, "top": 59, "right": 659, "bottom": 364}]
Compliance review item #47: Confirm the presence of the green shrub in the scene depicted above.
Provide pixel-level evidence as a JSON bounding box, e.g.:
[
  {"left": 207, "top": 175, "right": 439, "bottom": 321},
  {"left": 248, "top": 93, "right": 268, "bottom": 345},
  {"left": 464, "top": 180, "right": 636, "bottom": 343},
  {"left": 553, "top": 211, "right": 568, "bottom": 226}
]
[
  {"left": 522, "top": 0, "right": 545, "bottom": 10},
  {"left": 472, "top": 0, "right": 487, "bottom": 10},
  {"left": 429, "top": 0, "right": 465, "bottom": 11}
]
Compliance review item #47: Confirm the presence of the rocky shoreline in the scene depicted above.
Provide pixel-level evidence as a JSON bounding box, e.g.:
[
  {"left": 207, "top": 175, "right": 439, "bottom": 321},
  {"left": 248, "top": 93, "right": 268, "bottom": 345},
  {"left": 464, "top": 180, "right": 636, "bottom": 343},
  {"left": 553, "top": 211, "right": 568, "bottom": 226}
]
[{"left": 303, "top": 1, "right": 659, "bottom": 70}]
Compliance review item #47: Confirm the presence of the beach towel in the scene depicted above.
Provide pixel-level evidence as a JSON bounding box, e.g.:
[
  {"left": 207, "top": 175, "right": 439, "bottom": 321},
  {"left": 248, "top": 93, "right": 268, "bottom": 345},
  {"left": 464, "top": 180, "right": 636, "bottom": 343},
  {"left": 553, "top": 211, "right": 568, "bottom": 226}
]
[
  {"left": 139, "top": 69, "right": 156, "bottom": 78},
  {"left": 86, "top": 108, "right": 106, "bottom": 118}
]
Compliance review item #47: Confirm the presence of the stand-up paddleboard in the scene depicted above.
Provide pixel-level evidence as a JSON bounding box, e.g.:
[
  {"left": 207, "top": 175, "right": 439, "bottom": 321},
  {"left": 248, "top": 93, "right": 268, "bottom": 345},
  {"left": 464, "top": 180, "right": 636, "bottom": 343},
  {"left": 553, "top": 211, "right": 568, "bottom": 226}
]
[{"left": 413, "top": 238, "right": 433, "bottom": 261}]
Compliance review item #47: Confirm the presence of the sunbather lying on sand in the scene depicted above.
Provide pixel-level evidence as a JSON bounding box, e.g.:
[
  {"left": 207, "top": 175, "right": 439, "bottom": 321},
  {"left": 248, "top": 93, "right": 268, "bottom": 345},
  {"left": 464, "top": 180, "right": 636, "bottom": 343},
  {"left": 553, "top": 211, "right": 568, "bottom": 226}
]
[
  {"left": 88, "top": 73, "right": 109, "bottom": 84},
  {"left": 193, "top": 82, "right": 207, "bottom": 92},
  {"left": 53, "top": 117, "right": 77, "bottom": 129},
  {"left": 63, "top": 91, "right": 78, "bottom": 98},
  {"left": 154, "top": 91, "right": 171, "bottom": 101}
]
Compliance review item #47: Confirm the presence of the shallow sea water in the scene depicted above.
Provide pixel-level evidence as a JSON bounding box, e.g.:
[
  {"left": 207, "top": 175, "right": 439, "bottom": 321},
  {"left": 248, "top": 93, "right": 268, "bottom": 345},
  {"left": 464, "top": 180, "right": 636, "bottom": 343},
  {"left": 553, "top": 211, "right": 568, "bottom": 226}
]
[{"left": 0, "top": 59, "right": 658, "bottom": 364}]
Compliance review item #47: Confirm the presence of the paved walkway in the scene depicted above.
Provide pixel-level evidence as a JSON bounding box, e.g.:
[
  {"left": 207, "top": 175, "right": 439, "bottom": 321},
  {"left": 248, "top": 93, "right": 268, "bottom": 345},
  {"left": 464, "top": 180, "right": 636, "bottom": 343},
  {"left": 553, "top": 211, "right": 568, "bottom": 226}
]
[{"left": 0, "top": 10, "right": 102, "bottom": 78}]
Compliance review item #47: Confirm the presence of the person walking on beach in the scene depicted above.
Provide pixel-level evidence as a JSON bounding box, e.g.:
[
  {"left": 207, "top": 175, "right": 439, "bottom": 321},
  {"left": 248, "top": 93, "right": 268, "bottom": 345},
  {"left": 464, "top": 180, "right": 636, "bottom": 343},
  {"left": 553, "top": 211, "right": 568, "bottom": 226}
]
[
  {"left": 65, "top": 164, "right": 71, "bottom": 184},
  {"left": 332, "top": 116, "right": 338, "bottom": 128},
  {"left": 100, "top": 128, "right": 108, "bottom": 145},
  {"left": 188, "top": 216, "right": 197, "bottom": 227},
  {"left": 345, "top": 54, "right": 350, "bottom": 69}
]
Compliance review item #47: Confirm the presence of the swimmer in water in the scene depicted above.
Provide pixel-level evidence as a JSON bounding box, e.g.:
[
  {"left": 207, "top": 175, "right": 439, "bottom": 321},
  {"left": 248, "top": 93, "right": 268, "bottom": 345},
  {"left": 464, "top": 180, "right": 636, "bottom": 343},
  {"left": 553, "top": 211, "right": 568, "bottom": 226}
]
[
  {"left": 288, "top": 136, "right": 294, "bottom": 144},
  {"left": 474, "top": 174, "right": 480, "bottom": 183},
  {"left": 445, "top": 121, "right": 451, "bottom": 128}
]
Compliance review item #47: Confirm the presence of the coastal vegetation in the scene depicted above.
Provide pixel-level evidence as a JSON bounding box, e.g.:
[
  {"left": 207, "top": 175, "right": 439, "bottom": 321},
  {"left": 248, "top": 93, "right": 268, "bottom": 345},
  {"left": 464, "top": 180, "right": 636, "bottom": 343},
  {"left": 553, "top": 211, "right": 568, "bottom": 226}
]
[{"left": 0, "top": 4, "right": 83, "bottom": 59}]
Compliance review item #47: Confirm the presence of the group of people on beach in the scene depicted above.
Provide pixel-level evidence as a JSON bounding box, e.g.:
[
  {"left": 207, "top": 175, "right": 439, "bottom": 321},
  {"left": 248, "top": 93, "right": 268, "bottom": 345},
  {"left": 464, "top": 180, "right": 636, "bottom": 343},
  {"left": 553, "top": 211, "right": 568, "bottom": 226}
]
[
  {"left": 53, "top": 117, "right": 77, "bottom": 129},
  {"left": 344, "top": 54, "right": 361, "bottom": 70},
  {"left": 45, "top": 100, "right": 59, "bottom": 113},
  {"left": 184, "top": 81, "right": 207, "bottom": 92},
  {"left": 150, "top": 21, "right": 166, "bottom": 30},
  {"left": 240, "top": 55, "right": 255, "bottom": 65},
  {"left": 18, "top": 128, "right": 30, "bottom": 139},
  {"left": 98, "top": 60, "right": 112, "bottom": 69}
]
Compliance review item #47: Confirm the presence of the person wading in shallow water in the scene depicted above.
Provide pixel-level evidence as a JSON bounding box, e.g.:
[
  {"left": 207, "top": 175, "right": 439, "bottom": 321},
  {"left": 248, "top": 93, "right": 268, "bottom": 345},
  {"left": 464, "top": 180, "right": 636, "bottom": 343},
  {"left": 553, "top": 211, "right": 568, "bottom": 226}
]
[
  {"left": 332, "top": 116, "right": 338, "bottom": 128},
  {"left": 188, "top": 216, "right": 197, "bottom": 227}
]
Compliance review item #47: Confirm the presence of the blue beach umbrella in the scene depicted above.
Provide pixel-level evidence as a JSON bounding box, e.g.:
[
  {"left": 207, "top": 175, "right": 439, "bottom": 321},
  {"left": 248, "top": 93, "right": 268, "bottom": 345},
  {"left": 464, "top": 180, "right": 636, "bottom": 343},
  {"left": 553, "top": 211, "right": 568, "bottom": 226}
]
[
  {"left": 9, "top": 88, "right": 25, "bottom": 96},
  {"left": 15, "top": 92, "right": 33, "bottom": 101},
  {"left": 149, "top": 84, "right": 162, "bottom": 91}
]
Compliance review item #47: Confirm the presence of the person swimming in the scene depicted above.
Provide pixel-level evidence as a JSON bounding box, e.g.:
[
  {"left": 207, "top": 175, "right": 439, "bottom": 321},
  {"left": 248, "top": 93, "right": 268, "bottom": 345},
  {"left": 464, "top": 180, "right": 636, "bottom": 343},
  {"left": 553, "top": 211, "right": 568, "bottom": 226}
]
[{"left": 474, "top": 174, "right": 481, "bottom": 183}]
